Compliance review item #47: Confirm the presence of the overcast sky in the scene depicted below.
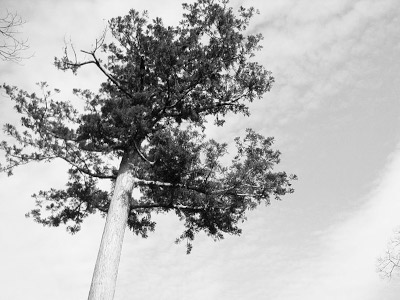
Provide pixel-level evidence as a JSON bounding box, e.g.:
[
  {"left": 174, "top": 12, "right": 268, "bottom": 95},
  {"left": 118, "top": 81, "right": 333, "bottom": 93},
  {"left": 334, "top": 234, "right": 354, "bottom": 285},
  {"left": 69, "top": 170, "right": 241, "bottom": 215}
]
[{"left": 1, "top": 0, "right": 400, "bottom": 299}]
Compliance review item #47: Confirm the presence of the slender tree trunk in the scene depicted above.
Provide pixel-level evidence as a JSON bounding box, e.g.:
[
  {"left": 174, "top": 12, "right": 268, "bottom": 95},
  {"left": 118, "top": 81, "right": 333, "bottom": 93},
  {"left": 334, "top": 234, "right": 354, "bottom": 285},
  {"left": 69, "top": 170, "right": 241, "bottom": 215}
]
[{"left": 88, "top": 153, "right": 135, "bottom": 300}]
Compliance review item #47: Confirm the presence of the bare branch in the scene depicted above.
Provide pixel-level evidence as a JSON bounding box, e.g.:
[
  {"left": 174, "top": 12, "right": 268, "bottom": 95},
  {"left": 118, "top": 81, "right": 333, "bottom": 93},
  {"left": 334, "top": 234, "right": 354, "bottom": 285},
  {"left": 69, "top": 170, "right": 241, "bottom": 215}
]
[
  {"left": 0, "top": 10, "right": 29, "bottom": 62},
  {"left": 56, "top": 30, "right": 137, "bottom": 101},
  {"left": 378, "top": 229, "right": 400, "bottom": 279}
]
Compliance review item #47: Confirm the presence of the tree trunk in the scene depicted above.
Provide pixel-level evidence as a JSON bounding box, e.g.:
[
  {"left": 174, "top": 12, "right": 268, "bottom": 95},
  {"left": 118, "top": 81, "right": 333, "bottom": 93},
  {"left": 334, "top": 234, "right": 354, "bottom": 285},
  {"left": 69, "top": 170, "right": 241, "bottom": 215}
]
[{"left": 88, "top": 153, "right": 135, "bottom": 300}]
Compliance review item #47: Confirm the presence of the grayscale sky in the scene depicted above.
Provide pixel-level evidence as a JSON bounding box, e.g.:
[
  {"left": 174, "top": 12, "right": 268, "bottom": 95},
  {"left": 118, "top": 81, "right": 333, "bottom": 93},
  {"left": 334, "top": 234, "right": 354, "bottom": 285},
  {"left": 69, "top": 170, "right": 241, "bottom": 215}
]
[{"left": 1, "top": 0, "right": 400, "bottom": 299}]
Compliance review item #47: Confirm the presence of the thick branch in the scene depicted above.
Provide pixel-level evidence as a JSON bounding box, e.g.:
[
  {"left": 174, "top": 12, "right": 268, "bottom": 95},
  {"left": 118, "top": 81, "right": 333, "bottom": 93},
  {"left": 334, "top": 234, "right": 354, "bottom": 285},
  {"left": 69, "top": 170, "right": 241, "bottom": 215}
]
[
  {"left": 130, "top": 202, "right": 204, "bottom": 212},
  {"left": 133, "top": 141, "right": 155, "bottom": 165}
]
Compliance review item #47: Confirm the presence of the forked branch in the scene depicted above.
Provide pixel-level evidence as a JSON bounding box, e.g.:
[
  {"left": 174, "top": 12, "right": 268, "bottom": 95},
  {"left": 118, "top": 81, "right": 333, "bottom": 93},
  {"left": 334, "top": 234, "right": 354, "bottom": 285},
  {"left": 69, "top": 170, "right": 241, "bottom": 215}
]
[{"left": 0, "top": 10, "right": 29, "bottom": 62}]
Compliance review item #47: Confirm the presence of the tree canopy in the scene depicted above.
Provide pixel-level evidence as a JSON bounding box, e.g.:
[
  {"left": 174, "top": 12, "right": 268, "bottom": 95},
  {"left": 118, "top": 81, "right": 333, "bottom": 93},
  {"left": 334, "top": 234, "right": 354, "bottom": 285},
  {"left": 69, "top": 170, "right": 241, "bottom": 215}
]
[{"left": 1, "top": 0, "right": 296, "bottom": 253}]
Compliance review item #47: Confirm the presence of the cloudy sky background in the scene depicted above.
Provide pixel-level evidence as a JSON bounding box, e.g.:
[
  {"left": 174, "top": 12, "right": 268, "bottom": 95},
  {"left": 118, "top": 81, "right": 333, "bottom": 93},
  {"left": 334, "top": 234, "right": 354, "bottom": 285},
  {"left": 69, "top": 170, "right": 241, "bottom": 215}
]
[{"left": 1, "top": 0, "right": 400, "bottom": 299}]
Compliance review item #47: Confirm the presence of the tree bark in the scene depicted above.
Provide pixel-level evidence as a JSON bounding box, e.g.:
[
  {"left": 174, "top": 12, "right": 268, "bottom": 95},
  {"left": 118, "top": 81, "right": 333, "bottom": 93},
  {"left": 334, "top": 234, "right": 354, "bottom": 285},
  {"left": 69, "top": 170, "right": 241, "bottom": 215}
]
[{"left": 88, "top": 153, "right": 135, "bottom": 300}]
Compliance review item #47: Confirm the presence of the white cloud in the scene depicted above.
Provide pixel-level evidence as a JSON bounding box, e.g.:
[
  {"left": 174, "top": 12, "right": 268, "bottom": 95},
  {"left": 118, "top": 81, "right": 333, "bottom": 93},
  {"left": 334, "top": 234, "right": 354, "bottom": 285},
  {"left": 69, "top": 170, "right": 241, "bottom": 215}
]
[
  {"left": 273, "top": 143, "right": 400, "bottom": 300},
  {"left": 243, "top": 0, "right": 400, "bottom": 127}
]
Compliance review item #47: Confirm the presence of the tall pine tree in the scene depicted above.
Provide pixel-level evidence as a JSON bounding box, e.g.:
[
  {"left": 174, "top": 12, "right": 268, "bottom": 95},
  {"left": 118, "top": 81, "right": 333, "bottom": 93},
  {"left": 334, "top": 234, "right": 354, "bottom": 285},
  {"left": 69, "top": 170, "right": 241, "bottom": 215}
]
[{"left": 1, "top": 0, "right": 296, "bottom": 298}]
